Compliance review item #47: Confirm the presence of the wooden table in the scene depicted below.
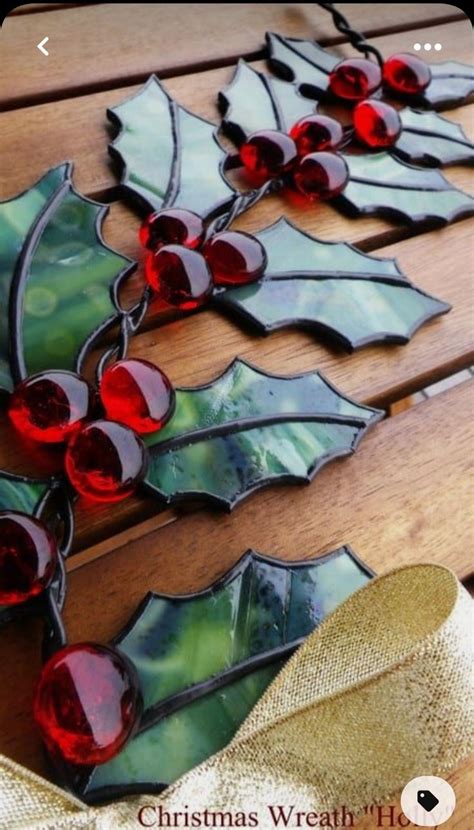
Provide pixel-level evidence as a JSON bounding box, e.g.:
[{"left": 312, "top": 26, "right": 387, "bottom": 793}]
[{"left": 1, "top": 4, "right": 473, "bottom": 827}]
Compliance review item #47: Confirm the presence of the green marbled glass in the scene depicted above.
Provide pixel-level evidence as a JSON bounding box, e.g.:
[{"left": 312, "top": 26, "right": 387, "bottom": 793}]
[
  {"left": 395, "top": 108, "right": 474, "bottom": 166},
  {"left": 84, "top": 547, "right": 372, "bottom": 796}
]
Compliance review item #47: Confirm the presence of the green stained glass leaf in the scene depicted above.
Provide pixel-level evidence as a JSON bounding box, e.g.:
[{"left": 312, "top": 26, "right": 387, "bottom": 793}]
[
  {"left": 394, "top": 108, "right": 474, "bottom": 166},
  {"left": 266, "top": 33, "right": 474, "bottom": 112},
  {"left": 341, "top": 152, "right": 474, "bottom": 225},
  {"left": 142, "top": 359, "right": 381, "bottom": 509},
  {"left": 78, "top": 547, "right": 373, "bottom": 801},
  {"left": 266, "top": 32, "right": 337, "bottom": 98},
  {"left": 219, "top": 59, "right": 314, "bottom": 144},
  {"left": 213, "top": 218, "right": 450, "bottom": 350},
  {"left": 108, "top": 75, "right": 237, "bottom": 219},
  {"left": 0, "top": 164, "right": 135, "bottom": 394},
  {"left": 420, "top": 62, "right": 474, "bottom": 109}
]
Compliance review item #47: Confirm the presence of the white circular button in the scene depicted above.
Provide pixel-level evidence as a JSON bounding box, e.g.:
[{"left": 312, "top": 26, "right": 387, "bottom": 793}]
[
  {"left": 414, "top": 42, "right": 421, "bottom": 51},
  {"left": 401, "top": 776, "right": 456, "bottom": 826}
]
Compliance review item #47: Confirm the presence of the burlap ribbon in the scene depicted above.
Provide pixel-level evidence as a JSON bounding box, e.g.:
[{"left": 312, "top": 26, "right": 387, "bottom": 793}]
[{"left": 1, "top": 563, "right": 472, "bottom": 830}]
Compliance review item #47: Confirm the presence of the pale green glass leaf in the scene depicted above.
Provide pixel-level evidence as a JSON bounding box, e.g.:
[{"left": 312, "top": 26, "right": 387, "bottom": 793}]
[
  {"left": 214, "top": 218, "right": 450, "bottom": 349},
  {"left": 0, "top": 164, "right": 135, "bottom": 393},
  {"left": 421, "top": 61, "right": 474, "bottom": 109},
  {"left": 266, "top": 32, "right": 336, "bottom": 96},
  {"left": 219, "top": 59, "right": 314, "bottom": 143},
  {"left": 394, "top": 108, "right": 474, "bottom": 166},
  {"left": 143, "top": 359, "right": 381, "bottom": 508},
  {"left": 108, "top": 75, "right": 237, "bottom": 218},
  {"left": 342, "top": 152, "right": 474, "bottom": 225}
]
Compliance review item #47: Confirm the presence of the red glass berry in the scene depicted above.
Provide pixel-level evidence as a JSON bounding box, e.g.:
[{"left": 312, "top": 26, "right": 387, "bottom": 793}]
[
  {"left": 328, "top": 58, "right": 382, "bottom": 101},
  {"left": 65, "top": 419, "right": 147, "bottom": 503},
  {"left": 145, "top": 245, "right": 213, "bottom": 310},
  {"left": 100, "top": 359, "right": 175, "bottom": 435},
  {"left": 0, "top": 512, "right": 57, "bottom": 606},
  {"left": 33, "top": 642, "right": 141, "bottom": 765},
  {"left": 383, "top": 53, "right": 432, "bottom": 95},
  {"left": 290, "top": 114, "right": 344, "bottom": 155},
  {"left": 293, "top": 152, "right": 349, "bottom": 201},
  {"left": 9, "top": 371, "right": 95, "bottom": 444},
  {"left": 202, "top": 231, "right": 267, "bottom": 286},
  {"left": 353, "top": 99, "right": 402, "bottom": 148},
  {"left": 139, "top": 208, "right": 205, "bottom": 252},
  {"left": 240, "top": 130, "right": 297, "bottom": 179}
]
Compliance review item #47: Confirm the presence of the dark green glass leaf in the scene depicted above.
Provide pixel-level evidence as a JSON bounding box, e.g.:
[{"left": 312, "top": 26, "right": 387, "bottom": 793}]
[
  {"left": 142, "top": 359, "right": 381, "bottom": 509},
  {"left": 108, "top": 75, "right": 237, "bottom": 219},
  {"left": 394, "top": 108, "right": 474, "bottom": 166},
  {"left": 0, "top": 164, "right": 135, "bottom": 394},
  {"left": 80, "top": 547, "right": 373, "bottom": 799},
  {"left": 0, "top": 470, "right": 48, "bottom": 514},
  {"left": 420, "top": 61, "right": 474, "bottom": 109},
  {"left": 213, "top": 218, "right": 450, "bottom": 350},
  {"left": 341, "top": 152, "right": 474, "bottom": 225},
  {"left": 219, "top": 59, "right": 314, "bottom": 144},
  {"left": 266, "top": 32, "right": 336, "bottom": 97}
]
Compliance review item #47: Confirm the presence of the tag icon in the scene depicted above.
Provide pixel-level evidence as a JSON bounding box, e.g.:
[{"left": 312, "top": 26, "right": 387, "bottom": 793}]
[{"left": 401, "top": 776, "right": 456, "bottom": 826}]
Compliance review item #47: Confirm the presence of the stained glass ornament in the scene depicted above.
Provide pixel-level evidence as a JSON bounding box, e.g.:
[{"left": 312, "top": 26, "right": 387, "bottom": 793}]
[
  {"left": 9, "top": 371, "right": 96, "bottom": 444},
  {"left": 33, "top": 642, "right": 142, "bottom": 766},
  {"left": 202, "top": 231, "right": 267, "bottom": 286},
  {"left": 293, "top": 151, "right": 349, "bottom": 200},
  {"left": 65, "top": 420, "right": 147, "bottom": 503},
  {"left": 0, "top": 511, "right": 57, "bottom": 606},
  {"left": 145, "top": 245, "right": 213, "bottom": 310},
  {"left": 328, "top": 58, "right": 382, "bottom": 101},
  {"left": 139, "top": 209, "right": 205, "bottom": 252},
  {"left": 100, "top": 359, "right": 176, "bottom": 434},
  {"left": 353, "top": 100, "right": 402, "bottom": 148},
  {"left": 290, "top": 114, "right": 344, "bottom": 154},
  {"left": 383, "top": 53, "right": 432, "bottom": 96}
]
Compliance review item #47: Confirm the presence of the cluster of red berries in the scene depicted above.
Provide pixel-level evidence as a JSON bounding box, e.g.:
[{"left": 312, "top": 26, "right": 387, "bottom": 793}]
[
  {"left": 238, "top": 52, "right": 432, "bottom": 200},
  {"left": 140, "top": 207, "right": 267, "bottom": 310}
]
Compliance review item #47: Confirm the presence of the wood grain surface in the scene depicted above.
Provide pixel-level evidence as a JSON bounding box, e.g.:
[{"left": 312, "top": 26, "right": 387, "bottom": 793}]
[{"left": 0, "top": 4, "right": 472, "bottom": 826}]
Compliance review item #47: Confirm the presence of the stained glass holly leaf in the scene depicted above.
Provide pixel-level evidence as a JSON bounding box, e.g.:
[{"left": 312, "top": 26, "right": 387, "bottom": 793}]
[
  {"left": 266, "top": 33, "right": 474, "bottom": 111},
  {"left": 74, "top": 546, "right": 373, "bottom": 801},
  {"left": 219, "top": 59, "right": 314, "bottom": 144},
  {"left": 213, "top": 218, "right": 450, "bottom": 350},
  {"left": 340, "top": 152, "right": 474, "bottom": 225},
  {"left": 142, "top": 359, "right": 381, "bottom": 509},
  {"left": 394, "top": 108, "right": 474, "bottom": 167},
  {"left": 0, "top": 164, "right": 136, "bottom": 395},
  {"left": 419, "top": 61, "right": 474, "bottom": 109},
  {"left": 108, "top": 75, "right": 237, "bottom": 219}
]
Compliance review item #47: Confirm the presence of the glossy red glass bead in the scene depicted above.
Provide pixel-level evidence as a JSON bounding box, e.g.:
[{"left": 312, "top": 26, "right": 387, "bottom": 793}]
[
  {"left": 293, "top": 152, "right": 349, "bottom": 201},
  {"left": 100, "top": 359, "right": 175, "bottom": 434},
  {"left": 202, "top": 231, "right": 267, "bottom": 286},
  {"left": 145, "top": 245, "right": 213, "bottom": 310},
  {"left": 33, "top": 642, "right": 141, "bottom": 765},
  {"left": 240, "top": 130, "right": 298, "bottom": 179},
  {"left": 139, "top": 208, "right": 205, "bottom": 252},
  {"left": 383, "top": 53, "right": 432, "bottom": 95},
  {"left": 290, "top": 114, "right": 344, "bottom": 155},
  {"left": 328, "top": 58, "right": 382, "bottom": 101},
  {"left": 353, "top": 99, "right": 402, "bottom": 148},
  {"left": 65, "top": 419, "right": 147, "bottom": 502},
  {"left": 0, "top": 511, "right": 57, "bottom": 606},
  {"left": 9, "top": 371, "right": 95, "bottom": 444}
]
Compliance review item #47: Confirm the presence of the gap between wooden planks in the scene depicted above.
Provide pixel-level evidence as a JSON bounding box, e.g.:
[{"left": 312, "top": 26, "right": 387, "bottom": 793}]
[
  {"left": 0, "top": 4, "right": 466, "bottom": 108},
  {"left": 1, "top": 19, "right": 472, "bottom": 200},
  {"left": 0, "top": 379, "right": 472, "bottom": 775}
]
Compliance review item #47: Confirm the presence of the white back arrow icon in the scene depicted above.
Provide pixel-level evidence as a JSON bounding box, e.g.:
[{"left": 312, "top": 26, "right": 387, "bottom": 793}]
[{"left": 37, "top": 37, "right": 49, "bottom": 56}]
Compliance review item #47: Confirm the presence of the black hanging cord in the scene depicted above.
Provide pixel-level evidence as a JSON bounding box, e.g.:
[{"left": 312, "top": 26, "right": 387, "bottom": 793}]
[{"left": 317, "top": 3, "right": 384, "bottom": 69}]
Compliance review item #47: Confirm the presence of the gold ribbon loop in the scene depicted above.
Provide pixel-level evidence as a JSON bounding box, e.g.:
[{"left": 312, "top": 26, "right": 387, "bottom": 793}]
[{"left": 1, "top": 564, "right": 472, "bottom": 829}]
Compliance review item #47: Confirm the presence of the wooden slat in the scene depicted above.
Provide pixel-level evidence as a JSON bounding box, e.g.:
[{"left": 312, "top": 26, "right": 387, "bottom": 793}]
[
  {"left": 0, "top": 219, "right": 472, "bottom": 551},
  {"left": 0, "top": 4, "right": 467, "bottom": 108},
  {"left": 1, "top": 19, "right": 473, "bottom": 199},
  {"left": 1, "top": 380, "right": 472, "bottom": 773},
  {"left": 9, "top": 3, "right": 95, "bottom": 14}
]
